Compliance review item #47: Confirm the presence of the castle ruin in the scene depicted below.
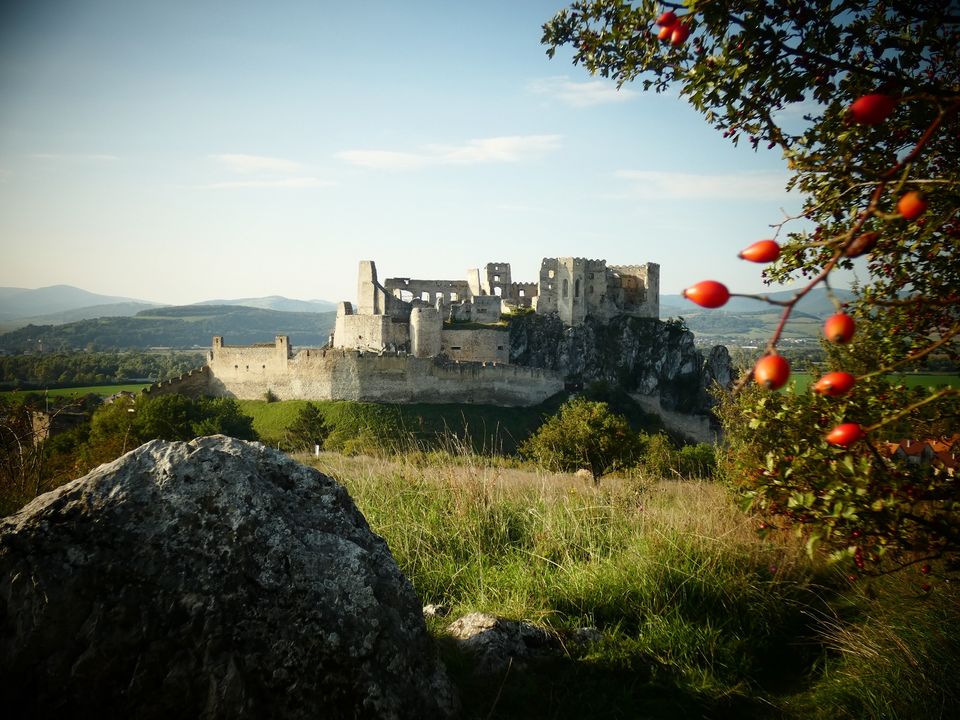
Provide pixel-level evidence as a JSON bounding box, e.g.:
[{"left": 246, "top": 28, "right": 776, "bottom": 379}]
[
  {"left": 152, "top": 257, "right": 662, "bottom": 408},
  {"left": 333, "top": 258, "right": 659, "bottom": 363}
]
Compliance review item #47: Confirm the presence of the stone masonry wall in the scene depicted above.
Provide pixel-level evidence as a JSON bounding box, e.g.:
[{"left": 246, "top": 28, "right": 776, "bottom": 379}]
[
  {"left": 207, "top": 347, "right": 562, "bottom": 406},
  {"left": 440, "top": 328, "right": 509, "bottom": 364},
  {"left": 141, "top": 366, "right": 212, "bottom": 400}
]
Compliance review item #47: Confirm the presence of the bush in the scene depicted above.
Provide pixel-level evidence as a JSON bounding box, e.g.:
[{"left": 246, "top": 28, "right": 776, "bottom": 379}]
[
  {"left": 520, "top": 397, "right": 642, "bottom": 482},
  {"left": 283, "top": 402, "right": 329, "bottom": 452}
]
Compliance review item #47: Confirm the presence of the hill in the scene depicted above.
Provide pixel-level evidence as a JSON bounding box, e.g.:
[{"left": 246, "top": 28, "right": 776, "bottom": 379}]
[
  {"left": 0, "top": 305, "right": 337, "bottom": 353},
  {"left": 194, "top": 296, "right": 337, "bottom": 313},
  {"left": 660, "top": 287, "right": 856, "bottom": 343},
  {"left": 0, "top": 284, "right": 340, "bottom": 333},
  {"left": 0, "top": 285, "right": 157, "bottom": 323}
]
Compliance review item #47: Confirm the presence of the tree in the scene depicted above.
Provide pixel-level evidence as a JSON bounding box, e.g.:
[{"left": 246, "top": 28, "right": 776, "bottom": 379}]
[
  {"left": 543, "top": 1, "right": 959, "bottom": 572},
  {"left": 521, "top": 397, "right": 642, "bottom": 482},
  {"left": 284, "top": 402, "right": 330, "bottom": 452}
]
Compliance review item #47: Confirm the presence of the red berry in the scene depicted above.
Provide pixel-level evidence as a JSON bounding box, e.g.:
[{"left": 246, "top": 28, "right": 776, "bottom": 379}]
[
  {"left": 826, "top": 423, "right": 866, "bottom": 447},
  {"left": 738, "top": 239, "right": 781, "bottom": 263},
  {"left": 849, "top": 93, "right": 897, "bottom": 125},
  {"left": 657, "top": 10, "right": 677, "bottom": 26},
  {"left": 754, "top": 354, "right": 791, "bottom": 390},
  {"left": 824, "top": 313, "right": 856, "bottom": 343},
  {"left": 682, "top": 280, "right": 730, "bottom": 308},
  {"left": 921, "top": 582, "right": 931, "bottom": 593},
  {"left": 897, "top": 191, "right": 928, "bottom": 221},
  {"left": 813, "top": 371, "right": 856, "bottom": 396},
  {"left": 921, "top": 564, "right": 931, "bottom": 575},
  {"left": 658, "top": 24, "right": 673, "bottom": 41},
  {"left": 670, "top": 21, "right": 690, "bottom": 46}
]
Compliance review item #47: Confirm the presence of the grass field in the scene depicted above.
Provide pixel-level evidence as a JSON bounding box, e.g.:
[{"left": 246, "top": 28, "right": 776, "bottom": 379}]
[
  {"left": 787, "top": 371, "right": 959, "bottom": 393},
  {"left": 1, "top": 384, "right": 151, "bottom": 402},
  {"left": 237, "top": 397, "right": 575, "bottom": 453},
  {"left": 297, "top": 451, "right": 960, "bottom": 719}
]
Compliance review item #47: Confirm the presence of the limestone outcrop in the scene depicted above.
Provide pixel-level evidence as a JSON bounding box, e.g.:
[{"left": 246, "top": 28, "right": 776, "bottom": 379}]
[
  {"left": 509, "top": 314, "right": 733, "bottom": 416},
  {"left": 0, "top": 436, "right": 458, "bottom": 720}
]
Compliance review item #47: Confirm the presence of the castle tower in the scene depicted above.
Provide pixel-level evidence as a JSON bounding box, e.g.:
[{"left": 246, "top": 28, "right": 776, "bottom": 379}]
[{"left": 357, "top": 260, "right": 381, "bottom": 315}]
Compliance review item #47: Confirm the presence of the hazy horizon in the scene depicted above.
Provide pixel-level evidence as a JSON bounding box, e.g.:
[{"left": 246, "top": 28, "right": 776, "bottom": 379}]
[{"left": 1, "top": 1, "right": 864, "bottom": 308}]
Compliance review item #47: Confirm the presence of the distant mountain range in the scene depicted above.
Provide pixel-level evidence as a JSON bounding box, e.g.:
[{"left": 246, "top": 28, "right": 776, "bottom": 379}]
[
  {"left": 660, "top": 288, "right": 857, "bottom": 342},
  {"left": 0, "top": 283, "right": 854, "bottom": 351},
  {"left": 0, "top": 285, "right": 338, "bottom": 333},
  {"left": 0, "top": 305, "right": 337, "bottom": 353},
  {"left": 660, "top": 287, "right": 855, "bottom": 319}
]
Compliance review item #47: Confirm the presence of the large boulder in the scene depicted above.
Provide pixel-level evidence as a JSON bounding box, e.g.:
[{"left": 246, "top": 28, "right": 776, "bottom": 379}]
[{"left": 0, "top": 436, "right": 458, "bottom": 719}]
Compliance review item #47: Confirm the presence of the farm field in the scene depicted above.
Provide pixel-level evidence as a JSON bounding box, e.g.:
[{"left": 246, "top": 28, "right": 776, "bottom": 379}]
[
  {"left": 1, "top": 384, "right": 151, "bottom": 402},
  {"left": 787, "top": 372, "right": 959, "bottom": 393}
]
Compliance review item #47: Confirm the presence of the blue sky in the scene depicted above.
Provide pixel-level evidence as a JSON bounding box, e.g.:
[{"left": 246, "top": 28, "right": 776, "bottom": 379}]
[{"left": 0, "top": 0, "right": 820, "bottom": 307}]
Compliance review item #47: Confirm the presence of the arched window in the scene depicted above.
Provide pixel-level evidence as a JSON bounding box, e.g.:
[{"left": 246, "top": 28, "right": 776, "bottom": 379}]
[
  {"left": 562, "top": 279, "right": 569, "bottom": 298},
  {"left": 575, "top": 279, "right": 581, "bottom": 297},
  {"left": 421, "top": 291, "right": 430, "bottom": 302}
]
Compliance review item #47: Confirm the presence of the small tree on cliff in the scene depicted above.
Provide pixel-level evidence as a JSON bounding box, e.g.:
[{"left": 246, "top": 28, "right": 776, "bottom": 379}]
[
  {"left": 522, "top": 397, "right": 642, "bottom": 482},
  {"left": 543, "top": 1, "right": 960, "bottom": 574}
]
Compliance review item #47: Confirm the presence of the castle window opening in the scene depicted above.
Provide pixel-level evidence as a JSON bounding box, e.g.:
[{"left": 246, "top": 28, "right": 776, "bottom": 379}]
[
  {"left": 575, "top": 279, "right": 581, "bottom": 297},
  {"left": 588, "top": 285, "right": 594, "bottom": 295},
  {"left": 421, "top": 292, "right": 430, "bottom": 302},
  {"left": 450, "top": 292, "right": 458, "bottom": 301},
  {"left": 435, "top": 292, "right": 443, "bottom": 301},
  {"left": 518, "top": 289, "right": 525, "bottom": 297},
  {"left": 494, "top": 287, "right": 502, "bottom": 297},
  {"left": 562, "top": 279, "right": 569, "bottom": 298},
  {"left": 494, "top": 275, "right": 500, "bottom": 282},
  {"left": 451, "top": 346, "right": 462, "bottom": 351},
  {"left": 548, "top": 270, "right": 555, "bottom": 279}
]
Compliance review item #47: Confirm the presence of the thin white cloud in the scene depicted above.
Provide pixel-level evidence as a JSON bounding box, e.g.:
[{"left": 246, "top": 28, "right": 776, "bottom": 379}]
[
  {"left": 615, "top": 170, "right": 791, "bottom": 201},
  {"left": 337, "top": 134, "right": 562, "bottom": 170},
  {"left": 211, "top": 153, "right": 304, "bottom": 174},
  {"left": 31, "top": 153, "right": 119, "bottom": 161},
  {"left": 202, "top": 177, "right": 336, "bottom": 189},
  {"left": 527, "top": 76, "right": 638, "bottom": 107}
]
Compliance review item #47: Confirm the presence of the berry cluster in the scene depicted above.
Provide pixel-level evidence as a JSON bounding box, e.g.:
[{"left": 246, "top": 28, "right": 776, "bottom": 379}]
[{"left": 682, "top": 91, "right": 930, "bottom": 449}]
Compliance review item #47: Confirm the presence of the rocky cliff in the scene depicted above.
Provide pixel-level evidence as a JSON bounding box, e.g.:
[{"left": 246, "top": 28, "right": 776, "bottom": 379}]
[
  {"left": 0, "top": 436, "right": 458, "bottom": 719},
  {"left": 509, "top": 314, "right": 733, "bottom": 416}
]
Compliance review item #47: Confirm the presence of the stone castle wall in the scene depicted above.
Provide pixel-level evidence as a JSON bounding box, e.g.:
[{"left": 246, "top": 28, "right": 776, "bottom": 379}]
[
  {"left": 440, "top": 328, "right": 509, "bottom": 364},
  {"left": 205, "top": 342, "right": 561, "bottom": 406},
  {"left": 141, "top": 366, "right": 212, "bottom": 400}
]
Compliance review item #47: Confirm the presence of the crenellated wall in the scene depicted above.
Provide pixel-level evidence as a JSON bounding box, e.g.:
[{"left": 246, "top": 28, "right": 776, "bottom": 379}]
[{"left": 141, "top": 366, "right": 212, "bottom": 400}]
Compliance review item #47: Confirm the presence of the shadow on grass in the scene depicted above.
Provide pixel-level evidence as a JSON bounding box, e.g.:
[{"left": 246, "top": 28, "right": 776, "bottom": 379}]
[{"left": 438, "top": 636, "right": 790, "bottom": 720}]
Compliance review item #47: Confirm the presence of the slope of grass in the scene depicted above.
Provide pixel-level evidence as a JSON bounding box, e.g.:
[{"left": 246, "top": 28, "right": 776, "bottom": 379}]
[
  {"left": 303, "top": 452, "right": 846, "bottom": 717},
  {"left": 296, "top": 451, "right": 960, "bottom": 718},
  {"left": 238, "top": 397, "right": 573, "bottom": 453}
]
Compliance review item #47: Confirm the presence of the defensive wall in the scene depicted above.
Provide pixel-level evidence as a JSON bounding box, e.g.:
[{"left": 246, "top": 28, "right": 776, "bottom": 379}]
[
  {"left": 141, "top": 366, "right": 211, "bottom": 400},
  {"left": 203, "top": 338, "right": 562, "bottom": 406}
]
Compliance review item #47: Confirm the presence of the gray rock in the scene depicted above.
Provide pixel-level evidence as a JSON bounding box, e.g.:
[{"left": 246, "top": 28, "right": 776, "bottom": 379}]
[
  {"left": 508, "top": 314, "right": 732, "bottom": 416},
  {"left": 0, "top": 436, "right": 458, "bottom": 720},
  {"left": 446, "top": 612, "right": 559, "bottom": 674}
]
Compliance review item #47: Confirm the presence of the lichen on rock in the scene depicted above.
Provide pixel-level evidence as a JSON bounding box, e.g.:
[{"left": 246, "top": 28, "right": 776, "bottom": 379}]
[{"left": 0, "top": 436, "right": 458, "bottom": 719}]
